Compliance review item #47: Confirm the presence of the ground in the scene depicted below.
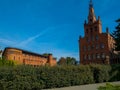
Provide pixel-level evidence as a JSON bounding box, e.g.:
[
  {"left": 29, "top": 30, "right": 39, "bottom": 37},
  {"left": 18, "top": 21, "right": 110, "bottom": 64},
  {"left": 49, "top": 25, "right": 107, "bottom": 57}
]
[{"left": 46, "top": 81, "right": 120, "bottom": 90}]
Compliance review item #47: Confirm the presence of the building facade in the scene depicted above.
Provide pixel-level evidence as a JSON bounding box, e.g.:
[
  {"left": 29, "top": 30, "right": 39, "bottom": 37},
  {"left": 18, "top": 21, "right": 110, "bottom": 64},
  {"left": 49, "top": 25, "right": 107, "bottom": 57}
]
[
  {"left": 2, "top": 47, "right": 57, "bottom": 66},
  {"left": 79, "top": 0, "right": 116, "bottom": 64}
]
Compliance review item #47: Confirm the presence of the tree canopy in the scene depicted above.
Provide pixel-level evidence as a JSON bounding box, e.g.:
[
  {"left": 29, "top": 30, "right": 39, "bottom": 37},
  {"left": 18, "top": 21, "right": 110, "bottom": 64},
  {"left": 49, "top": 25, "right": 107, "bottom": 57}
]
[
  {"left": 112, "top": 18, "right": 120, "bottom": 51},
  {"left": 58, "top": 57, "right": 77, "bottom": 65}
]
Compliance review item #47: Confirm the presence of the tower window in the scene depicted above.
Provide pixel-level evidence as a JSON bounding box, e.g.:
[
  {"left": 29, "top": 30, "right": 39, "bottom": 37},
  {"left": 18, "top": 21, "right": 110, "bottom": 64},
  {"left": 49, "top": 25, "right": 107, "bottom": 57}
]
[
  {"left": 90, "top": 28, "right": 93, "bottom": 33},
  {"left": 90, "top": 19, "right": 92, "bottom": 22},
  {"left": 95, "top": 26, "right": 98, "bottom": 31}
]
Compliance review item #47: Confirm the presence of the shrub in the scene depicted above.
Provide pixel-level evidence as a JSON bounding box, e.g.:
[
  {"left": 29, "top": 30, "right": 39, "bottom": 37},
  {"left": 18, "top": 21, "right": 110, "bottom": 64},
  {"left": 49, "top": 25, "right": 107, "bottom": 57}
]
[
  {"left": 90, "top": 64, "right": 111, "bottom": 83},
  {"left": 0, "top": 64, "right": 119, "bottom": 89},
  {"left": 110, "top": 64, "right": 120, "bottom": 81}
]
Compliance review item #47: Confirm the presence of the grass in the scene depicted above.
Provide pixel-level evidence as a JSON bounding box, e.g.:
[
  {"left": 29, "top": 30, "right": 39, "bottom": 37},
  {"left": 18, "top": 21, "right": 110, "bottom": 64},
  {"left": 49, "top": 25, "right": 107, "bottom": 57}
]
[{"left": 98, "top": 83, "right": 120, "bottom": 90}]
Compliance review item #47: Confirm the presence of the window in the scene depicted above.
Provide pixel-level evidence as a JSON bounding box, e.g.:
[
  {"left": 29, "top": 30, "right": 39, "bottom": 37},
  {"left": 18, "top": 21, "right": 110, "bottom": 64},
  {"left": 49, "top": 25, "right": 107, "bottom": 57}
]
[
  {"left": 96, "top": 44, "right": 99, "bottom": 49},
  {"left": 90, "top": 28, "right": 93, "bottom": 33},
  {"left": 88, "top": 55, "right": 91, "bottom": 60},
  {"left": 13, "top": 56, "right": 15, "bottom": 60},
  {"left": 84, "top": 55, "right": 87, "bottom": 60},
  {"left": 86, "top": 37, "right": 88, "bottom": 42},
  {"left": 88, "top": 46, "right": 91, "bottom": 51},
  {"left": 92, "top": 36, "right": 94, "bottom": 41},
  {"left": 95, "top": 35, "right": 99, "bottom": 40},
  {"left": 100, "top": 43, "right": 105, "bottom": 49},
  {"left": 83, "top": 46, "right": 86, "bottom": 51},
  {"left": 86, "top": 37, "right": 90, "bottom": 42},
  {"left": 101, "top": 53, "right": 105, "bottom": 59},
  {"left": 91, "top": 45, "right": 94, "bottom": 49},
  {"left": 96, "top": 53, "right": 100, "bottom": 59},
  {"left": 95, "top": 26, "right": 97, "bottom": 31},
  {"left": 93, "top": 54, "right": 96, "bottom": 59}
]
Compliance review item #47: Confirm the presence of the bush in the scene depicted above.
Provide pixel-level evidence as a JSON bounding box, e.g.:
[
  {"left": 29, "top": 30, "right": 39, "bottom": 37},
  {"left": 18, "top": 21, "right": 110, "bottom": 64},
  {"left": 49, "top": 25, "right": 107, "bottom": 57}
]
[
  {"left": 0, "top": 64, "right": 119, "bottom": 89},
  {"left": 110, "top": 64, "right": 120, "bottom": 81},
  {"left": 0, "top": 58, "right": 15, "bottom": 67},
  {"left": 90, "top": 64, "right": 111, "bottom": 83}
]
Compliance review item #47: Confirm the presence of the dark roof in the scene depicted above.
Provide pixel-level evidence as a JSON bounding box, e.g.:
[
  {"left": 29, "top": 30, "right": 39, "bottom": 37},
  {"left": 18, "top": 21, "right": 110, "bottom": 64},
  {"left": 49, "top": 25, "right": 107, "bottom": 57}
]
[{"left": 3, "top": 47, "right": 48, "bottom": 58}]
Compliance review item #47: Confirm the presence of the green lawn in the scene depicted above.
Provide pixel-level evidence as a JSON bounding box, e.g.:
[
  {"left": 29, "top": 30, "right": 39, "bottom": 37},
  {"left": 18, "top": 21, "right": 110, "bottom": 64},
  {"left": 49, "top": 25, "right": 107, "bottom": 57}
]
[{"left": 98, "top": 83, "right": 120, "bottom": 90}]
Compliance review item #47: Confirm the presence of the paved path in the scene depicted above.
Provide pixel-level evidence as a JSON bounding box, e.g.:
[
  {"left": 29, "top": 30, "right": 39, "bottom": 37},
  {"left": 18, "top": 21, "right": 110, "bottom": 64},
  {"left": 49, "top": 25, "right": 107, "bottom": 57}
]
[{"left": 45, "top": 81, "right": 120, "bottom": 90}]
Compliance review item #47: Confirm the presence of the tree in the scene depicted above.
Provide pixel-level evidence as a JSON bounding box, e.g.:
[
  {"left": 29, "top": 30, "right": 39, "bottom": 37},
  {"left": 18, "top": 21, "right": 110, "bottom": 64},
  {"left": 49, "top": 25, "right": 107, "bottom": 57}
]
[
  {"left": 57, "top": 57, "right": 66, "bottom": 65},
  {"left": 58, "top": 57, "right": 77, "bottom": 65},
  {"left": 112, "top": 18, "right": 120, "bottom": 51}
]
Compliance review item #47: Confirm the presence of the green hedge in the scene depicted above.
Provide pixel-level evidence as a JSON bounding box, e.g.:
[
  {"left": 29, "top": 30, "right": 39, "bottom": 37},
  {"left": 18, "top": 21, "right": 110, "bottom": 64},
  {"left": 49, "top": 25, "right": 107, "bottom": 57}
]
[
  {"left": 0, "top": 64, "right": 119, "bottom": 89},
  {"left": 0, "top": 58, "right": 15, "bottom": 67}
]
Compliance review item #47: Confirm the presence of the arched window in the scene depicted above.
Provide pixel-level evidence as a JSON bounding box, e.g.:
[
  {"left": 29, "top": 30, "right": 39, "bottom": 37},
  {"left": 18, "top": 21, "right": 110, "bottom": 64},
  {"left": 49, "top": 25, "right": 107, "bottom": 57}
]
[{"left": 13, "top": 56, "right": 15, "bottom": 60}]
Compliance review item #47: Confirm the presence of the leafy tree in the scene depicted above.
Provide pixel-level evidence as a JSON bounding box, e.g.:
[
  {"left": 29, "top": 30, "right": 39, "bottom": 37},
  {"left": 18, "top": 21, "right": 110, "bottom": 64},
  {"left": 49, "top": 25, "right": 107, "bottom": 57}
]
[
  {"left": 66, "top": 57, "right": 77, "bottom": 65},
  {"left": 112, "top": 18, "right": 120, "bottom": 51},
  {"left": 57, "top": 57, "right": 66, "bottom": 65},
  {"left": 58, "top": 57, "right": 77, "bottom": 65}
]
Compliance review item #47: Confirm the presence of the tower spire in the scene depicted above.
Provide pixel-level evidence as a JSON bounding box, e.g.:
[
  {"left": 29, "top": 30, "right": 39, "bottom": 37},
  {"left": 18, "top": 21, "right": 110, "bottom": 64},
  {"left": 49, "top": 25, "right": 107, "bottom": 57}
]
[
  {"left": 88, "top": 0, "right": 96, "bottom": 23},
  {"left": 89, "top": 0, "right": 93, "bottom": 8}
]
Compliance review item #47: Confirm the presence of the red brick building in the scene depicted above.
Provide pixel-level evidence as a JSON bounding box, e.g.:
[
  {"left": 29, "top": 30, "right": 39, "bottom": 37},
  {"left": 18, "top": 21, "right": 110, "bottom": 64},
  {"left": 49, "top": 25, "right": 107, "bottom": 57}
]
[
  {"left": 79, "top": 0, "right": 116, "bottom": 64},
  {"left": 2, "top": 47, "right": 57, "bottom": 66}
]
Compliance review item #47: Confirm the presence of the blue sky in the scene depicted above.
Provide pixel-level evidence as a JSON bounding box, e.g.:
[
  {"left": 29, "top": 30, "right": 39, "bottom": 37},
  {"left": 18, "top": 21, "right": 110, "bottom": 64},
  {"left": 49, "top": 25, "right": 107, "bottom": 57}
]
[{"left": 0, "top": 0, "right": 120, "bottom": 61}]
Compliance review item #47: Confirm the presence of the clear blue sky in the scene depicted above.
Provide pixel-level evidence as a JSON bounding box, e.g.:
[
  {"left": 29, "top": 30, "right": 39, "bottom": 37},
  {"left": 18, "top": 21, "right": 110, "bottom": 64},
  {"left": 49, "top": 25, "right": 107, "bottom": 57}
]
[{"left": 0, "top": 0, "right": 120, "bottom": 61}]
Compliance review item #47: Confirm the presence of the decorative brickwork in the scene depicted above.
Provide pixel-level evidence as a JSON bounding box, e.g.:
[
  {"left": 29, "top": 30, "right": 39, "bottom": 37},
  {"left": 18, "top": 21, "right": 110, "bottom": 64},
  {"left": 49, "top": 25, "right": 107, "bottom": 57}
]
[{"left": 79, "top": 0, "right": 116, "bottom": 64}]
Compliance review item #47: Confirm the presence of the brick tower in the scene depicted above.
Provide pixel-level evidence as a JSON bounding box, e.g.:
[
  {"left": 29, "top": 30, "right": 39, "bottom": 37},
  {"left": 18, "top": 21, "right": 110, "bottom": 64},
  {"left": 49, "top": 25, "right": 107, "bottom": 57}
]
[{"left": 79, "top": 0, "right": 115, "bottom": 64}]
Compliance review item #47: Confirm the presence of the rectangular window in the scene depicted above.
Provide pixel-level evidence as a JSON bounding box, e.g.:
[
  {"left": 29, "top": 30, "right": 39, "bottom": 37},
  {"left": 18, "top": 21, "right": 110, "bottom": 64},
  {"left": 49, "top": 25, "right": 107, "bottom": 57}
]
[
  {"left": 100, "top": 43, "right": 105, "bottom": 49},
  {"left": 88, "top": 55, "right": 91, "bottom": 60},
  {"left": 96, "top": 44, "right": 99, "bottom": 49},
  {"left": 95, "top": 35, "right": 98, "bottom": 40}
]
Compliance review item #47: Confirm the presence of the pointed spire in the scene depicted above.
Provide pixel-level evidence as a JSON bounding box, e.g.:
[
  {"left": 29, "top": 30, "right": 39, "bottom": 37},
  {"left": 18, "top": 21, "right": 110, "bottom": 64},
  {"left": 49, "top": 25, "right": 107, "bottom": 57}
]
[
  {"left": 89, "top": 0, "right": 93, "bottom": 8},
  {"left": 88, "top": 0, "right": 96, "bottom": 23}
]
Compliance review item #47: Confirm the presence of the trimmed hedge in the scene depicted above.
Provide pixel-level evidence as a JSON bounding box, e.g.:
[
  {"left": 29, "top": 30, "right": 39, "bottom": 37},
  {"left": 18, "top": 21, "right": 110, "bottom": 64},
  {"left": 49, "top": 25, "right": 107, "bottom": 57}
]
[{"left": 0, "top": 64, "right": 119, "bottom": 89}]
